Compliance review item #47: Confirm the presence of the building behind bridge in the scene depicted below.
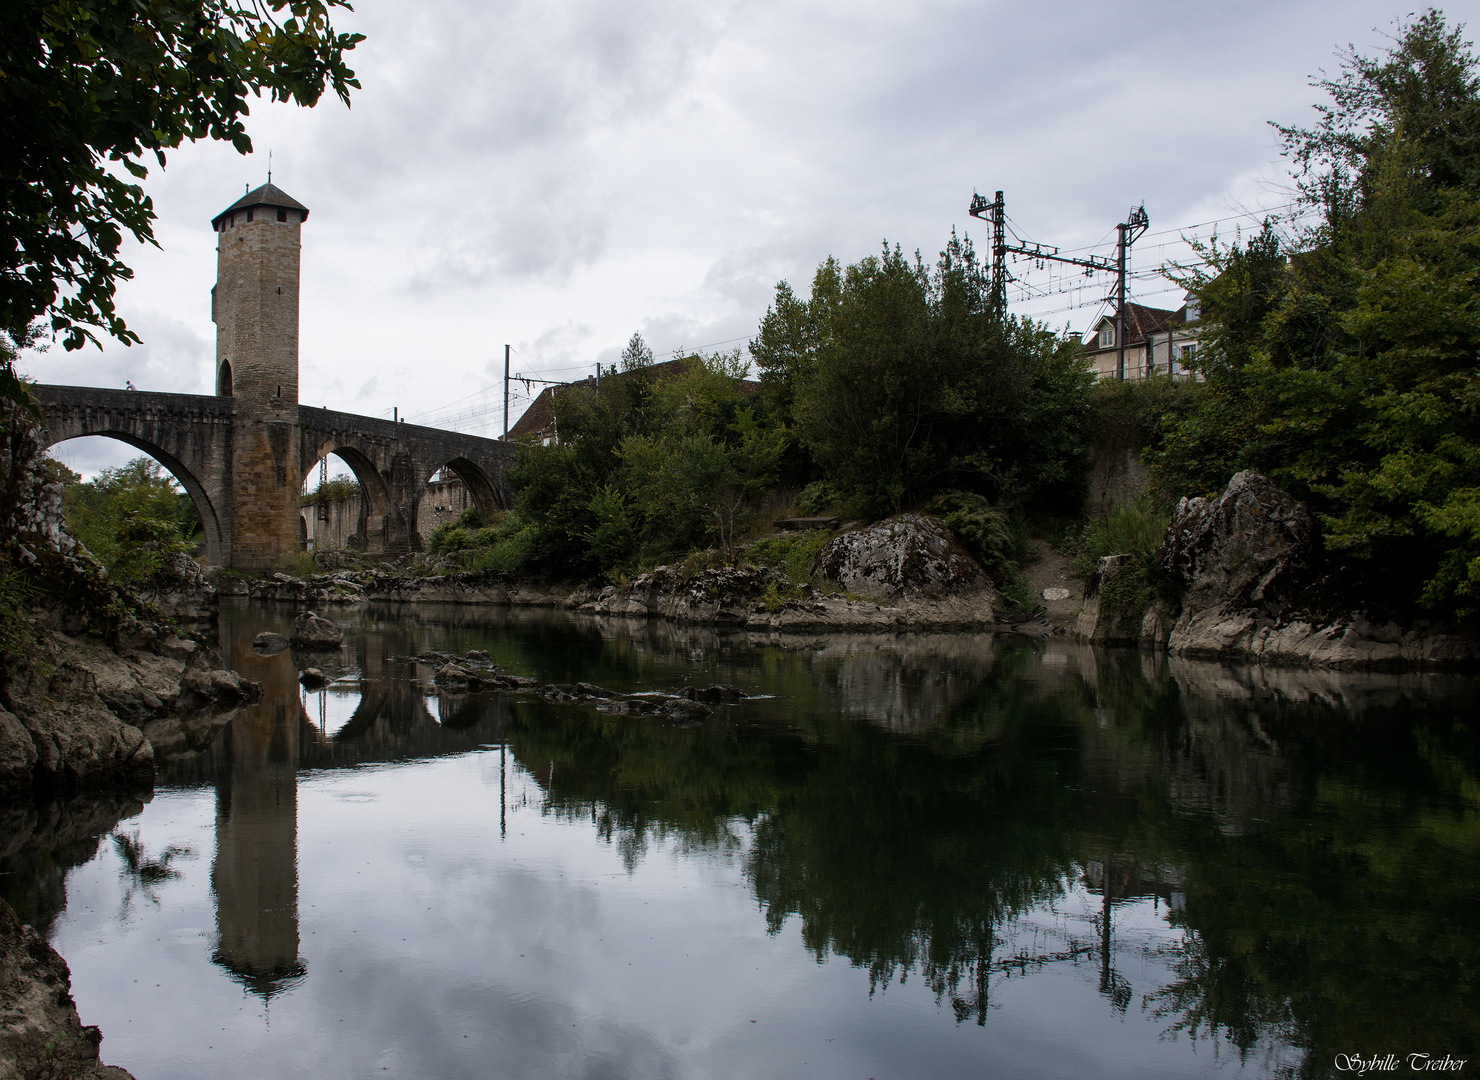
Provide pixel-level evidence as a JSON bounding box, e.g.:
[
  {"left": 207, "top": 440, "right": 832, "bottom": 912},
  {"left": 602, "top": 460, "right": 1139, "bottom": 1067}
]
[{"left": 303, "top": 467, "right": 475, "bottom": 551}]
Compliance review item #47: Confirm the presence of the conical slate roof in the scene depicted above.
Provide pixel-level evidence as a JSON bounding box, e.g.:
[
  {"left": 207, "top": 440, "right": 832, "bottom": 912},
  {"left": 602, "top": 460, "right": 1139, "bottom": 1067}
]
[{"left": 211, "top": 183, "right": 309, "bottom": 228}]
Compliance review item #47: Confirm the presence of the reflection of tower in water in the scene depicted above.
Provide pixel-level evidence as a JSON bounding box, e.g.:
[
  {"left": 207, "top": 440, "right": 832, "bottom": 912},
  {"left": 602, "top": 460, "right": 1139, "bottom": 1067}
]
[{"left": 211, "top": 650, "right": 307, "bottom": 1000}]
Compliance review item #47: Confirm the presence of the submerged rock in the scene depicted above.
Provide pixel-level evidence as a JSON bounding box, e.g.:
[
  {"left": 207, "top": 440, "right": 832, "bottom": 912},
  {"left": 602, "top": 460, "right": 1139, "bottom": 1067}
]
[
  {"left": 680, "top": 685, "right": 747, "bottom": 704},
  {"left": 288, "top": 611, "right": 344, "bottom": 650},
  {"left": 595, "top": 698, "right": 661, "bottom": 717},
  {"left": 535, "top": 682, "right": 618, "bottom": 703},
  {"left": 253, "top": 631, "right": 289, "bottom": 655}
]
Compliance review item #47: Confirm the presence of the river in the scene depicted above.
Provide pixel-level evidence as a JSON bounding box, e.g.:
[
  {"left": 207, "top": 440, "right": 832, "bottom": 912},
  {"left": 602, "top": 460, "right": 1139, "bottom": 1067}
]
[{"left": 3, "top": 599, "right": 1477, "bottom": 1079}]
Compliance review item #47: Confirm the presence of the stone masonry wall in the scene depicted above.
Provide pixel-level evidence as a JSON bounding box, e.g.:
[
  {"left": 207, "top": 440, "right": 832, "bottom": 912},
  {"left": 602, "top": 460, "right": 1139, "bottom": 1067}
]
[{"left": 216, "top": 206, "right": 303, "bottom": 569}]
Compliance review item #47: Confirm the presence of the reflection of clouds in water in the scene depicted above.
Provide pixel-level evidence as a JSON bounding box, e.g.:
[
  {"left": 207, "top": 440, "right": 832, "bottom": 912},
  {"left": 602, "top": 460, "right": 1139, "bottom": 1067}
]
[
  {"left": 301, "top": 686, "right": 365, "bottom": 735},
  {"left": 425, "top": 694, "right": 441, "bottom": 724}
]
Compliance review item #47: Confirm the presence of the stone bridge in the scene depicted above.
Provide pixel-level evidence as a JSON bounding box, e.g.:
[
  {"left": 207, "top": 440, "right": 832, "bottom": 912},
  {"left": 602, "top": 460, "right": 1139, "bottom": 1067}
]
[{"left": 34, "top": 383, "right": 515, "bottom": 567}]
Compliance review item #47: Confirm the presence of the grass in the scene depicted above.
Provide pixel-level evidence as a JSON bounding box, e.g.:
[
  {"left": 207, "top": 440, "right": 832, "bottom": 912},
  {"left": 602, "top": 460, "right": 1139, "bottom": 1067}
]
[
  {"left": 1068, "top": 495, "right": 1175, "bottom": 627},
  {"left": 743, "top": 529, "right": 833, "bottom": 584}
]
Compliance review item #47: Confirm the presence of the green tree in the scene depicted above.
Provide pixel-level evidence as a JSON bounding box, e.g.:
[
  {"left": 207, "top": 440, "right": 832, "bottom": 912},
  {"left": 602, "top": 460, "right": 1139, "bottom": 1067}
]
[
  {"left": 62, "top": 455, "right": 194, "bottom": 584},
  {"left": 505, "top": 348, "right": 778, "bottom": 576},
  {"left": 752, "top": 234, "right": 1093, "bottom": 516},
  {"left": 619, "top": 331, "right": 654, "bottom": 372},
  {"left": 1, "top": 0, "right": 364, "bottom": 397},
  {"left": 1153, "top": 11, "right": 1480, "bottom": 617}
]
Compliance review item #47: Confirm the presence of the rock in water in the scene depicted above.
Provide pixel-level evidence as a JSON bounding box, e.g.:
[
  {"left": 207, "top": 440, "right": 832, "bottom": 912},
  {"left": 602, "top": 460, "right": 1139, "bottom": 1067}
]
[
  {"left": 434, "top": 664, "right": 470, "bottom": 692},
  {"left": 299, "top": 668, "right": 330, "bottom": 690},
  {"left": 288, "top": 611, "right": 344, "bottom": 650},
  {"left": 813, "top": 514, "right": 986, "bottom": 599},
  {"left": 253, "top": 631, "right": 289, "bottom": 654},
  {"left": 661, "top": 698, "right": 713, "bottom": 721},
  {"left": 680, "top": 685, "right": 747, "bottom": 703},
  {"left": 596, "top": 698, "right": 661, "bottom": 717}
]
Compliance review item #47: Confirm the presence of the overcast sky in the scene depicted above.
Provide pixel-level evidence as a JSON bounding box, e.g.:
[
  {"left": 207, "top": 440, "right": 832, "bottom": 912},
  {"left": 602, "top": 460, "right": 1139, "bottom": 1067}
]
[{"left": 24, "top": 0, "right": 1449, "bottom": 476}]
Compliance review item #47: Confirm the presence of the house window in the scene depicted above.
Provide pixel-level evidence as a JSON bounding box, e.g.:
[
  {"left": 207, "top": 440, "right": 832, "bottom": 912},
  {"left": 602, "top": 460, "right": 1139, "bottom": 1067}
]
[
  {"left": 1185, "top": 299, "right": 1201, "bottom": 322},
  {"left": 277, "top": 208, "right": 288, "bottom": 222},
  {"left": 1099, "top": 324, "right": 1115, "bottom": 349},
  {"left": 246, "top": 209, "right": 254, "bottom": 222}
]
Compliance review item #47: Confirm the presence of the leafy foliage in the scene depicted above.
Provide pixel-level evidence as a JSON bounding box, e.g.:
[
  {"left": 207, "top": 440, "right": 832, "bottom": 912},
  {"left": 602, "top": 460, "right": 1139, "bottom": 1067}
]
[
  {"left": 1, "top": 0, "right": 364, "bottom": 395},
  {"left": 743, "top": 529, "right": 833, "bottom": 585},
  {"left": 61, "top": 456, "right": 194, "bottom": 584},
  {"left": 751, "top": 234, "right": 1094, "bottom": 516},
  {"left": 927, "top": 491, "right": 1028, "bottom": 581},
  {"left": 301, "top": 475, "right": 361, "bottom": 506},
  {"left": 1152, "top": 12, "right": 1480, "bottom": 617},
  {"left": 504, "top": 351, "right": 780, "bottom": 577}
]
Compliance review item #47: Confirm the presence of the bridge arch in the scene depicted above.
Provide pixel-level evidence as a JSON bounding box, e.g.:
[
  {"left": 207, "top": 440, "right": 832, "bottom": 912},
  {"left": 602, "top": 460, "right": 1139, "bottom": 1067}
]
[
  {"left": 44, "top": 433, "right": 224, "bottom": 566},
  {"left": 301, "top": 445, "right": 393, "bottom": 552},
  {"left": 421, "top": 456, "right": 508, "bottom": 516}
]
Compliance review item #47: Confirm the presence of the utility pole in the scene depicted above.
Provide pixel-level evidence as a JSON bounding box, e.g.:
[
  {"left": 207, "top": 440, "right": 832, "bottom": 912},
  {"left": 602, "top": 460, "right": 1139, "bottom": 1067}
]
[
  {"left": 503, "top": 344, "right": 510, "bottom": 440},
  {"left": 968, "top": 192, "right": 1148, "bottom": 379},
  {"left": 1114, "top": 205, "right": 1149, "bottom": 380},
  {"left": 972, "top": 190, "right": 1008, "bottom": 317}
]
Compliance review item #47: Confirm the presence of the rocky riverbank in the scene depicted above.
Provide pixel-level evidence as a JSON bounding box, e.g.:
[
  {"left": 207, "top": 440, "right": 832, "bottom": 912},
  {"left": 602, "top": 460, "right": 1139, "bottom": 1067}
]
[
  {"left": 221, "top": 515, "right": 1009, "bottom": 631},
  {"left": 225, "top": 486, "right": 1480, "bottom": 667},
  {"left": 1074, "top": 471, "right": 1480, "bottom": 669},
  {"left": 0, "top": 899, "right": 136, "bottom": 1080}
]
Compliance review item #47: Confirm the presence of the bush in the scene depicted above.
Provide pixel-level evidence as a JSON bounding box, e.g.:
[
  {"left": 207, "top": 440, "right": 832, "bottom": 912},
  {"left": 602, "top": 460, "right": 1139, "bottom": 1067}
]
[
  {"left": 796, "top": 480, "right": 841, "bottom": 516},
  {"left": 928, "top": 491, "right": 1030, "bottom": 580},
  {"left": 1070, "top": 496, "right": 1174, "bottom": 626},
  {"left": 744, "top": 529, "right": 833, "bottom": 584},
  {"left": 1070, "top": 496, "right": 1170, "bottom": 582},
  {"left": 0, "top": 562, "right": 36, "bottom": 657}
]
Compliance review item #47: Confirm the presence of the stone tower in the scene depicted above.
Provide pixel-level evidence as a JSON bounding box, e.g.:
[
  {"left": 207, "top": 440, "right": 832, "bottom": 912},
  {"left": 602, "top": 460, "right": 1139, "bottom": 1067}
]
[{"left": 211, "top": 183, "right": 309, "bottom": 569}]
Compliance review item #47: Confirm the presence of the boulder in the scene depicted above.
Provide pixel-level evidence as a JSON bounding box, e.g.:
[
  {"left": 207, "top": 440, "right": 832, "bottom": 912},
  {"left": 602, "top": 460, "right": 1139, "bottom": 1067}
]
[
  {"left": 660, "top": 698, "right": 713, "bottom": 721},
  {"left": 434, "top": 664, "right": 471, "bottom": 692},
  {"left": 1160, "top": 470, "right": 1314, "bottom": 617},
  {"left": 0, "top": 707, "right": 39, "bottom": 794},
  {"left": 208, "top": 670, "right": 253, "bottom": 701},
  {"left": 299, "top": 668, "right": 331, "bottom": 690},
  {"left": 813, "top": 514, "right": 986, "bottom": 599},
  {"left": 288, "top": 611, "right": 344, "bottom": 650},
  {"left": 253, "top": 632, "right": 289, "bottom": 655}
]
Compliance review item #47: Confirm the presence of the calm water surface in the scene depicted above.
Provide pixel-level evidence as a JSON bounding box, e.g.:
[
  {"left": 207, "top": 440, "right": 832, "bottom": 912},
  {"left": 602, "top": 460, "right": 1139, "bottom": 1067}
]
[{"left": 3, "top": 600, "right": 1477, "bottom": 1079}]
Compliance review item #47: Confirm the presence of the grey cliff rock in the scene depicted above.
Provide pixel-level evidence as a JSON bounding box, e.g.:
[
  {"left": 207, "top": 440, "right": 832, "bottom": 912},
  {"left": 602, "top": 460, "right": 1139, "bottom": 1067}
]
[{"left": 813, "top": 514, "right": 986, "bottom": 600}]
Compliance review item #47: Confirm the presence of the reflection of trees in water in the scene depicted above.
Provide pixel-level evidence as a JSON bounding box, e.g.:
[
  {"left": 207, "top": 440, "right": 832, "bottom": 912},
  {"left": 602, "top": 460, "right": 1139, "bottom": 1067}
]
[
  {"left": 113, "top": 830, "right": 193, "bottom": 916},
  {"left": 1144, "top": 731, "right": 1480, "bottom": 1075},
  {"left": 207, "top": 600, "right": 1480, "bottom": 1065},
  {"left": 0, "top": 793, "right": 147, "bottom": 938},
  {"left": 509, "top": 637, "right": 1480, "bottom": 1066}
]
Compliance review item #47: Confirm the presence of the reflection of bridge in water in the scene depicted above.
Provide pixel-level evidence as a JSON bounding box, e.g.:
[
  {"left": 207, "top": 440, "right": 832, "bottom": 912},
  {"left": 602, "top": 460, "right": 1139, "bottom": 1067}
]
[{"left": 161, "top": 604, "right": 514, "bottom": 1000}]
